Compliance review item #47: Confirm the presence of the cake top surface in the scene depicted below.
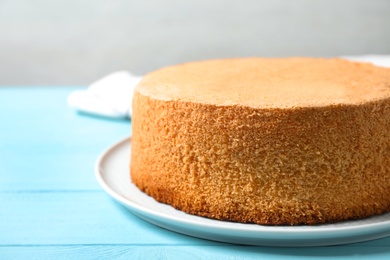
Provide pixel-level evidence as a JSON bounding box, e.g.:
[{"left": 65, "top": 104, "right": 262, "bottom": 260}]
[{"left": 135, "top": 58, "right": 390, "bottom": 108}]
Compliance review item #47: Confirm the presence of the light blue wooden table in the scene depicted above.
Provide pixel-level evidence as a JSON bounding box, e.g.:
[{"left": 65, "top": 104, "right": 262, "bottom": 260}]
[{"left": 1, "top": 87, "right": 390, "bottom": 259}]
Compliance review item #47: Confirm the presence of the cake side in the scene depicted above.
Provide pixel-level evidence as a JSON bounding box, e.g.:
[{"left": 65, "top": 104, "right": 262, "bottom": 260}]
[{"left": 131, "top": 90, "right": 390, "bottom": 225}]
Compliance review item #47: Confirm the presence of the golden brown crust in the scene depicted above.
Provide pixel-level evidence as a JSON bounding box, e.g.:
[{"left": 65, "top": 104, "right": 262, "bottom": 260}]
[
  {"left": 136, "top": 57, "right": 390, "bottom": 108},
  {"left": 130, "top": 58, "right": 390, "bottom": 225}
]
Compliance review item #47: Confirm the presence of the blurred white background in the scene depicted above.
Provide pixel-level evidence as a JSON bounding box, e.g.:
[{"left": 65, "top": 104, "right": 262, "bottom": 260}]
[{"left": 0, "top": 0, "right": 389, "bottom": 85}]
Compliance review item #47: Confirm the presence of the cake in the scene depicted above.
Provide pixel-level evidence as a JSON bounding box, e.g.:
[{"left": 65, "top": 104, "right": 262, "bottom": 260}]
[{"left": 130, "top": 58, "right": 390, "bottom": 225}]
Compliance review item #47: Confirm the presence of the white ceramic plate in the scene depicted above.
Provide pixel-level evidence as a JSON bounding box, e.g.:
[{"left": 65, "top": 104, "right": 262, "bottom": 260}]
[{"left": 95, "top": 137, "right": 390, "bottom": 247}]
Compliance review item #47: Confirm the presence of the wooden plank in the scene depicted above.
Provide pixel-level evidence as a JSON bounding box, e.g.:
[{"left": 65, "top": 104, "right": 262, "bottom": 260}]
[
  {"left": 0, "top": 191, "right": 217, "bottom": 246},
  {"left": 0, "top": 87, "right": 131, "bottom": 191},
  {"left": 1, "top": 245, "right": 390, "bottom": 260}
]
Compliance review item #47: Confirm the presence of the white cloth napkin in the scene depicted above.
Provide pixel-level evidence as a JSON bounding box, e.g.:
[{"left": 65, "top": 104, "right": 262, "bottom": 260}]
[
  {"left": 67, "top": 55, "right": 390, "bottom": 119},
  {"left": 342, "top": 54, "right": 390, "bottom": 68},
  {"left": 68, "top": 71, "right": 142, "bottom": 119}
]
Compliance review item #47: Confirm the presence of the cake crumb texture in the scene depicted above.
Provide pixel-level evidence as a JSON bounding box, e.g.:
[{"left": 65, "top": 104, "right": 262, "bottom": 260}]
[{"left": 131, "top": 58, "right": 390, "bottom": 225}]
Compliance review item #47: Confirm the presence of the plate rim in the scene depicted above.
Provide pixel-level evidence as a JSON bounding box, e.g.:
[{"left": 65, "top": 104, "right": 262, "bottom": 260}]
[{"left": 95, "top": 136, "right": 390, "bottom": 245}]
